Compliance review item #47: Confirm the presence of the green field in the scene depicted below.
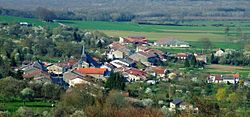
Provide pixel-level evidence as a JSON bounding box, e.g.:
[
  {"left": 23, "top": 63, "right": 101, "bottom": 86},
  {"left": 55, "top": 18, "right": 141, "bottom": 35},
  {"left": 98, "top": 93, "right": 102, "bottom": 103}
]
[
  {"left": 1, "top": 15, "right": 250, "bottom": 49},
  {"left": 0, "top": 100, "right": 53, "bottom": 113},
  {"left": 0, "top": 16, "right": 59, "bottom": 28}
]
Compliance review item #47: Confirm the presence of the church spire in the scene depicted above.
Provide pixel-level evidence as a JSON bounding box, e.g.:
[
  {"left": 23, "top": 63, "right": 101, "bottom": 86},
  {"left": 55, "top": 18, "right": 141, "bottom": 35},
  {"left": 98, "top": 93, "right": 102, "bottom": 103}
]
[{"left": 81, "top": 44, "right": 86, "bottom": 58}]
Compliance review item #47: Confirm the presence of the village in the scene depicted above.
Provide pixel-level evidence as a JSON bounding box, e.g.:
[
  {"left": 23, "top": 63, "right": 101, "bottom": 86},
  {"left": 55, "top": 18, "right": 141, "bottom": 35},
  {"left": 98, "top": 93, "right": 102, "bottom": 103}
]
[{"left": 16, "top": 35, "right": 246, "bottom": 114}]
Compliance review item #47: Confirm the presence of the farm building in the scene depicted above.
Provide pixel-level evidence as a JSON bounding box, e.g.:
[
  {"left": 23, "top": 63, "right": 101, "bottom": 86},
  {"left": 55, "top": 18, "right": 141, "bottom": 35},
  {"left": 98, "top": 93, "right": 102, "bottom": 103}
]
[
  {"left": 154, "top": 38, "right": 190, "bottom": 48},
  {"left": 119, "top": 36, "right": 148, "bottom": 45}
]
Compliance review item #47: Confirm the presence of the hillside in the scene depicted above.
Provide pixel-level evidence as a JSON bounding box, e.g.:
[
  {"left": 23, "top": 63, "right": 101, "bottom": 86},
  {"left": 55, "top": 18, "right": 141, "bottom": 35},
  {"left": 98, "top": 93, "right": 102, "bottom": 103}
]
[{"left": 1, "top": 0, "right": 250, "bottom": 21}]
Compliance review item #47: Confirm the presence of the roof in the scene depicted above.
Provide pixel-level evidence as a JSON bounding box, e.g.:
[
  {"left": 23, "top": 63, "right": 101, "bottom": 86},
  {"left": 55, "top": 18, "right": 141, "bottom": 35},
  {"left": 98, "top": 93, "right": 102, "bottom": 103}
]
[
  {"left": 138, "top": 51, "right": 157, "bottom": 58},
  {"left": 109, "top": 42, "right": 131, "bottom": 55},
  {"left": 23, "top": 69, "right": 50, "bottom": 79},
  {"left": 171, "top": 99, "right": 183, "bottom": 105},
  {"left": 124, "top": 36, "right": 148, "bottom": 44},
  {"left": 109, "top": 42, "right": 126, "bottom": 50},
  {"left": 128, "top": 36, "right": 146, "bottom": 39},
  {"left": 176, "top": 53, "right": 189, "bottom": 58},
  {"left": 125, "top": 68, "right": 146, "bottom": 76},
  {"left": 74, "top": 68, "right": 107, "bottom": 75},
  {"left": 223, "top": 74, "right": 240, "bottom": 79},
  {"left": 152, "top": 67, "right": 166, "bottom": 74},
  {"left": 156, "top": 38, "right": 189, "bottom": 45}
]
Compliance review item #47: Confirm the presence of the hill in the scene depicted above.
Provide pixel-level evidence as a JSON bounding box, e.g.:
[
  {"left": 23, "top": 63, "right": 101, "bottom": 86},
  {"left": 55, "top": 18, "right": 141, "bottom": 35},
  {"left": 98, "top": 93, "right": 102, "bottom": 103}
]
[{"left": 1, "top": 0, "right": 250, "bottom": 21}]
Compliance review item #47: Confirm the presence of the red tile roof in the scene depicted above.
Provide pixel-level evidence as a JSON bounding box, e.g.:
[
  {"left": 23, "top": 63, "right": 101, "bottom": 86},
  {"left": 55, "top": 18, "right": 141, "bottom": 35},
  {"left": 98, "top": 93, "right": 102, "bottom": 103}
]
[
  {"left": 152, "top": 67, "right": 166, "bottom": 74},
  {"left": 125, "top": 68, "right": 146, "bottom": 76},
  {"left": 176, "top": 53, "right": 188, "bottom": 58},
  {"left": 124, "top": 37, "right": 148, "bottom": 44},
  {"left": 234, "top": 74, "right": 240, "bottom": 79},
  {"left": 74, "top": 68, "right": 107, "bottom": 75}
]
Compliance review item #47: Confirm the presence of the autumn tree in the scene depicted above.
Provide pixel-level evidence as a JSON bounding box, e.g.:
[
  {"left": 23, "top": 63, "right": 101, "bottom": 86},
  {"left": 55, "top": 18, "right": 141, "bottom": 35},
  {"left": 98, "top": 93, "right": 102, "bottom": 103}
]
[{"left": 216, "top": 88, "right": 226, "bottom": 101}]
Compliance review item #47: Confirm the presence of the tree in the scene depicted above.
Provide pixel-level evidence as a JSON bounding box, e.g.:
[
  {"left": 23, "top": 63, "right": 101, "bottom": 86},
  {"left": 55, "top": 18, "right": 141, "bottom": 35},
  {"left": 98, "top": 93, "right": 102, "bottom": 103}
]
[
  {"left": 225, "top": 26, "right": 230, "bottom": 36},
  {"left": 60, "top": 87, "right": 95, "bottom": 110},
  {"left": 105, "top": 90, "right": 127, "bottom": 108},
  {"left": 190, "top": 54, "right": 197, "bottom": 67},
  {"left": 105, "top": 71, "right": 126, "bottom": 91},
  {"left": 216, "top": 88, "right": 226, "bottom": 101},
  {"left": 41, "top": 83, "right": 64, "bottom": 100},
  {"left": 200, "top": 38, "right": 212, "bottom": 50},
  {"left": 35, "top": 7, "right": 56, "bottom": 22},
  {"left": 0, "top": 77, "right": 26, "bottom": 101},
  {"left": 184, "top": 58, "right": 190, "bottom": 68},
  {"left": 21, "top": 88, "right": 35, "bottom": 105}
]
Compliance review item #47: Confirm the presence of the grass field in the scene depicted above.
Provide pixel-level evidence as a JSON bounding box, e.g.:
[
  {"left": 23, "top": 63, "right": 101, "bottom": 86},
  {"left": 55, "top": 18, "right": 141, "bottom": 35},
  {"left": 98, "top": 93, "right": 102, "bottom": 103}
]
[
  {"left": 205, "top": 64, "right": 250, "bottom": 78},
  {"left": 0, "top": 100, "right": 53, "bottom": 113},
  {"left": 0, "top": 16, "right": 59, "bottom": 28},
  {"left": 1, "top": 15, "right": 250, "bottom": 49}
]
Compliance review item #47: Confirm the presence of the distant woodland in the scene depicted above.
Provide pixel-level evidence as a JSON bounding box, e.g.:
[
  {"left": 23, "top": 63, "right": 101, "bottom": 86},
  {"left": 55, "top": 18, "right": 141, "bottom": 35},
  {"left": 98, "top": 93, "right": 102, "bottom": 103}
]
[{"left": 1, "top": 0, "right": 250, "bottom": 23}]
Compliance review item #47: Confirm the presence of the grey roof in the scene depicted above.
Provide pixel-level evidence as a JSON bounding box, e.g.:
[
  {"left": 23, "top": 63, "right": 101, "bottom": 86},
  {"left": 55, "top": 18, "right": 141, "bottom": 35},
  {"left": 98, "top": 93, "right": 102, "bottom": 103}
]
[
  {"left": 171, "top": 99, "right": 183, "bottom": 105},
  {"left": 156, "top": 39, "right": 189, "bottom": 45}
]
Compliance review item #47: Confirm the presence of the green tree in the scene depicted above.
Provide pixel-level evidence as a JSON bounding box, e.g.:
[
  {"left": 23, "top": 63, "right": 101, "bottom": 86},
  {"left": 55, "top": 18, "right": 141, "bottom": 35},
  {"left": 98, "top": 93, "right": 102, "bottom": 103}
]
[
  {"left": 21, "top": 88, "right": 35, "bottom": 105},
  {"left": 190, "top": 54, "right": 197, "bottom": 67},
  {"left": 105, "top": 90, "right": 127, "bottom": 108},
  {"left": 41, "top": 83, "right": 63, "bottom": 100},
  {"left": 184, "top": 58, "right": 190, "bottom": 68},
  {"left": 105, "top": 71, "right": 126, "bottom": 91},
  {"left": 0, "top": 77, "right": 26, "bottom": 101}
]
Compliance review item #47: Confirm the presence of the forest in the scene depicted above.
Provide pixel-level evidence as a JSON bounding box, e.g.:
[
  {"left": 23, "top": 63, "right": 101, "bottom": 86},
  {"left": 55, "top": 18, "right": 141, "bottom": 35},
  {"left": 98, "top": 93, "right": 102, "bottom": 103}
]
[{"left": 1, "top": 0, "right": 250, "bottom": 23}]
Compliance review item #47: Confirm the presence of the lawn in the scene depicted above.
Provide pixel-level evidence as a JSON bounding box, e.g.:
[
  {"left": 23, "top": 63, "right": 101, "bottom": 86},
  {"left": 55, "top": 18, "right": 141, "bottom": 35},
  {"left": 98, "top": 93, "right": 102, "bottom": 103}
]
[{"left": 0, "top": 100, "right": 54, "bottom": 113}]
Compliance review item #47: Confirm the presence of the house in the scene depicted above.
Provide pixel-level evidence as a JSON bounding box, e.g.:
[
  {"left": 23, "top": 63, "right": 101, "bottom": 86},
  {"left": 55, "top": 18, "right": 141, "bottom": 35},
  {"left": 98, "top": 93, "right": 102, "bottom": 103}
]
[
  {"left": 47, "top": 64, "right": 65, "bottom": 75},
  {"left": 19, "top": 22, "right": 32, "bottom": 27},
  {"left": 63, "top": 70, "right": 84, "bottom": 84},
  {"left": 154, "top": 38, "right": 190, "bottom": 48},
  {"left": 146, "top": 66, "right": 167, "bottom": 78},
  {"left": 108, "top": 42, "right": 131, "bottom": 56},
  {"left": 110, "top": 59, "right": 135, "bottom": 68},
  {"left": 123, "top": 68, "right": 147, "bottom": 82},
  {"left": 222, "top": 74, "right": 240, "bottom": 84},
  {"left": 23, "top": 69, "right": 50, "bottom": 79},
  {"left": 215, "top": 49, "right": 224, "bottom": 57},
  {"left": 119, "top": 36, "right": 148, "bottom": 45},
  {"left": 180, "top": 102, "right": 199, "bottom": 113},
  {"left": 22, "top": 61, "right": 50, "bottom": 79},
  {"left": 207, "top": 74, "right": 223, "bottom": 83},
  {"left": 194, "top": 54, "right": 207, "bottom": 63},
  {"left": 176, "top": 53, "right": 190, "bottom": 60},
  {"left": 170, "top": 99, "right": 183, "bottom": 109},
  {"left": 129, "top": 51, "right": 160, "bottom": 66},
  {"left": 107, "top": 50, "right": 124, "bottom": 59},
  {"left": 69, "top": 78, "right": 86, "bottom": 87},
  {"left": 101, "top": 63, "right": 115, "bottom": 71},
  {"left": 74, "top": 68, "right": 109, "bottom": 79},
  {"left": 208, "top": 74, "right": 240, "bottom": 84}
]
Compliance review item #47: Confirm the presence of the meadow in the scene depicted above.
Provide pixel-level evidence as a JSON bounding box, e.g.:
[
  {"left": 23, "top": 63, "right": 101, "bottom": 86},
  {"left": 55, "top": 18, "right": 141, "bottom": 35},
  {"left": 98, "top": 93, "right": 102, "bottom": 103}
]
[
  {"left": 0, "top": 99, "right": 53, "bottom": 113},
  {"left": 1, "top": 15, "right": 250, "bottom": 49}
]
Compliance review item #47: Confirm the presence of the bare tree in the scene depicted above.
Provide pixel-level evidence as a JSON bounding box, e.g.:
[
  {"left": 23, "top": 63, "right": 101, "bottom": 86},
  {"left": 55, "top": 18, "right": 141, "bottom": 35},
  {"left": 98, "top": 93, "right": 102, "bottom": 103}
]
[{"left": 35, "top": 7, "right": 56, "bottom": 22}]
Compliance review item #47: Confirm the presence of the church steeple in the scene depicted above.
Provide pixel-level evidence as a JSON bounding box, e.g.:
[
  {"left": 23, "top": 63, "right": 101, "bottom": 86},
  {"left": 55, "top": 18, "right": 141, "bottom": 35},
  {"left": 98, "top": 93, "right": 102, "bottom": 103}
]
[
  {"left": 81, "top": 44, "right": 86, "bottom": 58},
  {"left": 78, "top": 43, "right": 89, "bottom": 68}
]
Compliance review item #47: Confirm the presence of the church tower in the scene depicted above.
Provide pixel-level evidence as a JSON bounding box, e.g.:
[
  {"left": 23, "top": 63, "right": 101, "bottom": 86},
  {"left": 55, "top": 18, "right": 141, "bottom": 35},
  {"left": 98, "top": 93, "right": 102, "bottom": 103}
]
[{"left": 78, "top": 44, "right": 89, "bottom": 68}]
